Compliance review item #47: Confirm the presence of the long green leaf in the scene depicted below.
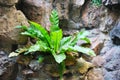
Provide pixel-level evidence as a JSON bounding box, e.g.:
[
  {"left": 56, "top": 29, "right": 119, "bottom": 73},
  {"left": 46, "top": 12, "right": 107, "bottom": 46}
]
[
  {"left": 69, "top": 45, "right": 96, "bottom": 56},
  {"left": 24, "top": 41, "right": 49, "bottom": 55},
  {"left": 60, "top": 36, "right": 71, "bottom": 47},
  {"left": 16, "top": 25, "right": 27, "bottom": 30},
  {"left": 50, "top": 29, "right": 63, "bottom": 52},
  {"left": 52, "top": 52, "right": 66, "bottom": 64},
  {"left": 29, "top": 21, "right": 51, "bottom": 48},
  {"left": 71, "top": 29, "right": 90, "bottom": 46}
]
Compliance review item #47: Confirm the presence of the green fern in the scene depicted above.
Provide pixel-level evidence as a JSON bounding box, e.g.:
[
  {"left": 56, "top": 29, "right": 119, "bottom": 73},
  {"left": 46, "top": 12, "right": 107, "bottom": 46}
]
[
  {"left": 9, "top": 9, "right": 96, "bottom": 80},
  {"left": 92, "top": 0, "right": 102, "bottom": 6},
  {"left": 50, "top": 9, "right": 60, "bottom": 32}
]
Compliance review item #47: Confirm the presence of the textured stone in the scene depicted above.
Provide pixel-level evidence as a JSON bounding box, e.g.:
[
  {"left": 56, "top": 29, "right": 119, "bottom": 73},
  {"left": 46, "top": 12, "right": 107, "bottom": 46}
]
[
  {"left": 29, "top": 60, "right": 43, "bottom": 71},
  {"left": 0, "top": 3, "right": 28, "bottom": 52},
  {"left": 0, "top": 0, "right": 18, "bottom": 6},
  {"left": 110, "top": 22, "right": 120, "bottom": 45},
  {"left": 92, "top": 56, "right": 106, "bottom": 67},
  {"left": 102, "top": 0, "right": 120, "bottom": 6},
  {"left": 0, "top": 51, "right": 18, "bottom": 80},
  {"left": 85, "top": 68, "right": 104, "bottom": 80},
  {"left": 104, "top": 70, "right": 120, "bottom": 80},
  {"left": 20, "top": 0, "right": 52, "bottom": 30},
  {"left": 104, "top": 59, "right": 120, "bottom": 71}
]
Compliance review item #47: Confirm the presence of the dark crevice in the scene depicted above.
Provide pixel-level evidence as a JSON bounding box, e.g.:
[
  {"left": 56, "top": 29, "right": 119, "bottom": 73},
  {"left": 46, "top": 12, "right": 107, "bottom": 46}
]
[{"left": 12, "top": 44, "right": 18, "bottom": 51}]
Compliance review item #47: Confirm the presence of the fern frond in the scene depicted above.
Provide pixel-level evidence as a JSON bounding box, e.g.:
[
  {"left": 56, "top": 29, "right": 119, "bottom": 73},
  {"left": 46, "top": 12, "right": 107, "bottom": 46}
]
[{"left": 50, "top": 9, "right": 60, "bottom": 32}]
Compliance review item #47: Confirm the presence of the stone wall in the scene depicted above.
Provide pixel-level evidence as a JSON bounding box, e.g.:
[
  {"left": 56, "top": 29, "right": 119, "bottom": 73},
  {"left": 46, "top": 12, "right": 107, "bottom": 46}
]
[
  {"left": 16, "top": 0, "right": 120, "bottom": 33},
  {"left": 0, "top": 0, "right": 120, "bottom": 80}
]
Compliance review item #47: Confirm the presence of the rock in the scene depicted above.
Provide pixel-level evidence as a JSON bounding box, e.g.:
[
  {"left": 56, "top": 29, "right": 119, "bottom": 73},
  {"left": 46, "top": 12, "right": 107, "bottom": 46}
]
[
  {"left": 19, "top": 0, "right": 52, "bottom": 30},
  {"left": 54, "top": 0, "right": 69, "bottom": 20},
  {"left": 100, "top": 43, "right": 120, "bottom": 80},
  {"left": 81, "top": 1, "right": 103, "bottom": 28},
  {"left": 85, "top": 68, "right": 104, "bottom": 80},
  {"left": 0, "top": 0, "right": 18, "bottom": 6},
  {"left": 102, "top": 0, "right": 120, "bottom": 6},
  {"left": 104, "top": 59, "right": 120, "bottom": 71},
  {"left": 90, "top": 33, "right": 105, "bottom": 55},
  {"left": 73, "top": 0, "right": 85, "bottom": 7},
  {"left": 104, "top": 70, "right": 120, "bottom": 80},
  {"left": 99, "top": 12, "right": 118, "bottom": 32},
  {"left": 22, "top": 69, "right": 34, "bottom": 76},
  {"left": 110, "top": 22, "right": 120, "bottom": 45},
  {"left": 0, "top": 51, "right": 18, "bottom": 80},
  {"left": 0, "top": 0, "right": 29, "bottom": 52},
  {"left": 76, "top": 58, "right": 94, "bottom": 74},
  {"left": 100, "top": 40, "right": 113, "bottom": 55},
  {"left": 92, "top": 56, "right": 106, "bottom": 67},
  {"left": 29, "top": 60, "right": 43, "bottom": 71}
]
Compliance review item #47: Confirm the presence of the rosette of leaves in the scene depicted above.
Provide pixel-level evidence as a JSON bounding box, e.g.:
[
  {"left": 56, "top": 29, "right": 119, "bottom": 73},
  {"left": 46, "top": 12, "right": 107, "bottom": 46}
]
[{"left": 9, "top": 10, "right": 96, "bottom": 80}]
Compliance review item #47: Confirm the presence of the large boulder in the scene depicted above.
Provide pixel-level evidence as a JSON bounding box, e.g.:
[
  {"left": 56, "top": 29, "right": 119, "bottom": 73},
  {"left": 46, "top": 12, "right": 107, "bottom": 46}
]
[{"left": 18, "top": 0, "right": 53, "bottom": 30}]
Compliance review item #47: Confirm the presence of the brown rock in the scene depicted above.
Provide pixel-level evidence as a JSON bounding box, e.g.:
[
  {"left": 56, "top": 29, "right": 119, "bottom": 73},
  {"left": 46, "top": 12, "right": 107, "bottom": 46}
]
[
  {"left": 90, "top": 35, "right": 104, "bottom": 55},
  {"left": 0, "top": 0, "right": 18, "bottom": 6},
  {"left": 85, "top": 68, "right": 104, "bottom": 80},
  {"left": 0, "top": 2, "right": 28, "bottom": 52},
  {"left": 21, "top": 0, "right": 52, "bottom": 30},
  {"left": 92, "top": 56, "right": 106, "bottom": 67},
  {"left": 54, "top": 0, "right": 70, "bottom": 20},
  {"left": 76, "top": 58, "right": 94, "bottom": 74},
  {"left": 89, "top": 29, "right": 109, "bottom": 55}
]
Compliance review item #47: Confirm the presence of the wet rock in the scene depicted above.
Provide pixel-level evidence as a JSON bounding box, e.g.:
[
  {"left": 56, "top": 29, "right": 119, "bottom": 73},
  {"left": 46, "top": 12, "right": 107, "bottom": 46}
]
[
  {"left": 85, "top": 68, "right": 104, "bottom": 80},
  {"left": 0, "top": 51, "right": 18, "bottom": 80},
  {"left": 110, "top": 22, "right": 120, "bottom": 45}
]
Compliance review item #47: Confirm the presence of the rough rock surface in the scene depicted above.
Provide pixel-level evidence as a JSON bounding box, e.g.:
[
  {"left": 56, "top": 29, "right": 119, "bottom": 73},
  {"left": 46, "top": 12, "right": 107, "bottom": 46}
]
[
  {"left": 18, "top": 0, "right": 53, "bottom": 30},
  {"left": 85, "top": 68, "right": 104, "bottom": 80},
  {"left": 0, "top": 0, "right": 28, "bottom": 52},
  {"left": 0, "top": 51, "right": 18, "bottom": 80},
  {"left": 0, "top": 0, "right": 18, "bottom": 6},
  {"left": 100, "top": 40, "right": 120, "bottom": 80},
  {"left": 102, "top": 0, "right": 120, "bottom": 6},
  {"left": 110, "top": 22, "right": 120, "bottom": 45},
  {"left": 17, "top": 0, "right": 120, "bottom": 34}
]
